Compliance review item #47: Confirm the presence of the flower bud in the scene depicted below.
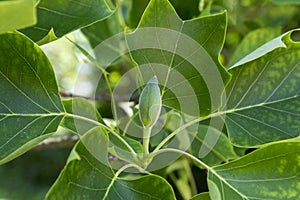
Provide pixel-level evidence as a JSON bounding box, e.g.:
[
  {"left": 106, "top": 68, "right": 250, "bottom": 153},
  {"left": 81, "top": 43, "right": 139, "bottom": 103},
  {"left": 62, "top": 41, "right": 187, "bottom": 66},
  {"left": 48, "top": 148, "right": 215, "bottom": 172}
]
[{"left": 139, "top": 76, "right": 162, "bottom": 128}]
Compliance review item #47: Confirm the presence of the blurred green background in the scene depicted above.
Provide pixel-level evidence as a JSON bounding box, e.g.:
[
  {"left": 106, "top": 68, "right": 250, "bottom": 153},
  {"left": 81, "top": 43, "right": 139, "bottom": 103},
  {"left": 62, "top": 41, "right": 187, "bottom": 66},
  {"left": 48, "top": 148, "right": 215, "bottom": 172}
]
[{"left": 0, "top": 0, "right": 299, "bottom": 199}]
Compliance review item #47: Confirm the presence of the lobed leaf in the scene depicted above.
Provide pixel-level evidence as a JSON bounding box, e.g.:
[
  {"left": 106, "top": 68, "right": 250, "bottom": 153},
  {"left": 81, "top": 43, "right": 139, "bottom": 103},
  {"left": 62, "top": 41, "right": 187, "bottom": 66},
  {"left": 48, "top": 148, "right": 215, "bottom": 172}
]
[
  {"left": 20, "top": 0, "right": 113, "bottom": 43},
  {"left": 224, "top": 29, "right": 300, "bottom": 147},
  {"left": 126, "top": 0, "right": 230, "bottom": 117}
]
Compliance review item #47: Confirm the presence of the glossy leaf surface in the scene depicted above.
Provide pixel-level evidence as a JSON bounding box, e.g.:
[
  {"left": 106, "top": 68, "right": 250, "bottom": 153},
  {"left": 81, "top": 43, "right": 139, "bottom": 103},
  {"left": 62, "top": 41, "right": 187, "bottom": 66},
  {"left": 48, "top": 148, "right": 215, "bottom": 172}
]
[
  {"left": 0, "top": 32, "right": 64, "bottom": 165},
  {"left": 208, "top": 142, "right": 300, "bottom": 199},
  {"left": 20, "top": 0, "right": 113, "bottom": 43},
  {"left": 224, "top": 30, "right": 300, "bottom": 147}
]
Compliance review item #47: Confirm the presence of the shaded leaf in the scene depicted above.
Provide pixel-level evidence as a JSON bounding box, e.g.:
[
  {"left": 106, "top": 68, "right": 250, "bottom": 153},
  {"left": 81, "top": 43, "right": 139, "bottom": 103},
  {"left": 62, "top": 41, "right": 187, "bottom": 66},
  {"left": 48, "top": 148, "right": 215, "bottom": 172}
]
[
  {"left": 126, "top": 0, "right": 230, "bottom": 117},
  {"left": 0, "top": 0, "right": 36, "bottom": 34},
  {"left": 81, "top": 11, "right": 122, "bottom": 48},
  {"left": 208, "top": 142, "right": 300, "bottom": 199},
  {"left": 0, "top": 32, "right": 64, "bottom": 165},
  {"left": 46, "top": 127, "right": 176, "bottom": 200},
  {"left": 127, "top": 0, "right": 150, "bottom": 28},
  {"left": 224, "top": 29, "right": 300, "bottom": 147},
  {"left": 190, "top": 192, "right": 211, "bottom": 200},
  {"left": 190, "top": 125, "right": 237, "bottom": 166},
  {"left": 20, "top": 0, "right": 113, "bottom": 43}
]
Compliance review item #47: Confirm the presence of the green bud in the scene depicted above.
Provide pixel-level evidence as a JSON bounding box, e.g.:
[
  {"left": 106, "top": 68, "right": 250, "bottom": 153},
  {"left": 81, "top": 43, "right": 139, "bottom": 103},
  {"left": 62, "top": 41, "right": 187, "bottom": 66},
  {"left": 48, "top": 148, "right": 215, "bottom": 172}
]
[{"left": 139, "top": 76, "right": 162, "bottom": 128}]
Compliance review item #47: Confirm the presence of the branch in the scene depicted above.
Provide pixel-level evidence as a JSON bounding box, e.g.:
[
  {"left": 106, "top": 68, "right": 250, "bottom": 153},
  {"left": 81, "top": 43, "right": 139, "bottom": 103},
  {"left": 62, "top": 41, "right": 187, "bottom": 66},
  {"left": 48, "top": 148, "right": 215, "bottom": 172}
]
[
  {"left": 33, "top": 135, "right": 130, "bottom": 164},
  {"left": 33, "top": 135, "right": 79, "bottom": 150},
  {"left": 59, "top": 91, "right": 139, "bottom": 103}
]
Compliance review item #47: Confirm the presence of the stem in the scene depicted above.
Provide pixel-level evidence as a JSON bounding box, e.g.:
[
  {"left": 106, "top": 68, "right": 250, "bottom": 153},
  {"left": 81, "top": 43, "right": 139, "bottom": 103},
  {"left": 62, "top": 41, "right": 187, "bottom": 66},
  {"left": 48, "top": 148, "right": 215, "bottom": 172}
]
[
  {"left": 183, "top": 159, "right": 198, "bottom": 196},
  {"left": 143, "top": 127, "right": 152, "bottom": 155},
  {"left": 153, "top": 110, "right": 227, "bottom": 153},
  {"left": 65, "top": 113, "right": 137, "bottom": 159},
  {"left": 153, "top": 117, "right": 202, "bottom": 152},
  {"left": 103, "top": 163, "right": 148, "bottom": 200},
  {"left": 149, "top": 148, "right": 211, "bottom": 170},
  {"left": 103, "top": 70, "right": 119, "bottom": 131},
  {"left": 123, "top": 111, "right": 139, "bottom": 136}
]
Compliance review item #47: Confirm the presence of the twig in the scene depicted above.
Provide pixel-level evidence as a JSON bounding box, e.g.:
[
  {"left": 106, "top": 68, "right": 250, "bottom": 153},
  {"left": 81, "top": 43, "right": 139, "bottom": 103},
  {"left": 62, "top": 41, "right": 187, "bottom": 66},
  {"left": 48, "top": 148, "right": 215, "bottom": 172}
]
[
  {"left": 33, "top": 135, "right": 79, "bottom": 150},
  {"left": 59, "top": 91, "right": 139, "bottom": 103}
]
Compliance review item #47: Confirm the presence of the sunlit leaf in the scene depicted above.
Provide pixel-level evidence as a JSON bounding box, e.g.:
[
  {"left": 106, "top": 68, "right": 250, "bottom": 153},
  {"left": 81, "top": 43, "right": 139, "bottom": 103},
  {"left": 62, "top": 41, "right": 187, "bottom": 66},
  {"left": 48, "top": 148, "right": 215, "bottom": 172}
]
[
  {"left": 208, "top": 142, "right": 300, "bottom": 199},
  {"left": 0, "top": 0, "right": 36, "bottom": 34},
  {"left": 224, "top": 29, "right": 300, "bottom": 147},
  {"left": 20, "top": 0, "right": 113, "bottom": 43},
  {"left": 229, "top": 27, "right": 281, "bottom": 67}
]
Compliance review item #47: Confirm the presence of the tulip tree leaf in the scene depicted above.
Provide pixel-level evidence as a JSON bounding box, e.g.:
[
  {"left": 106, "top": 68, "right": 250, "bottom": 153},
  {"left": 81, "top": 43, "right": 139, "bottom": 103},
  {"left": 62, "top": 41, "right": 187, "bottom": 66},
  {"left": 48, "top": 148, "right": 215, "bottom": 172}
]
[
  {"left": 126, "top": 0, "right": 231, "bottom": 117},
  {"left": 190, "top": 125, "right": 238, "bottom": 166},
  {"left": 46, "top": 127, "right": 176, "bottom": 200},
  {"left": 208, "top": 142, "right": 300, "bottom": 199},
  {"left": 0, "top": 32, "right": 64, "bottom": 165},
  {"left": 0, "top": 0, "right": 36, "bottom": 34},
  {"left": 20, "top": 0, "right": 113, "bottom": 43},
  {"left": 223, "top": 29, "right": 300, "bottom": 147}
]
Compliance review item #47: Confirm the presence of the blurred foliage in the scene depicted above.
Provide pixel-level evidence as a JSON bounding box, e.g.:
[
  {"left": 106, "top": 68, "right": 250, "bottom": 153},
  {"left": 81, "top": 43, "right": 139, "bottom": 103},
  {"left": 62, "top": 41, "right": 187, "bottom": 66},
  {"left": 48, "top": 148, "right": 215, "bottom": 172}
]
[
  {"left": 1, "top": 0, "right": 299, "bottom": 198},
  {"left": 0, "top": 146, "right": 71, "bottom": 199}
]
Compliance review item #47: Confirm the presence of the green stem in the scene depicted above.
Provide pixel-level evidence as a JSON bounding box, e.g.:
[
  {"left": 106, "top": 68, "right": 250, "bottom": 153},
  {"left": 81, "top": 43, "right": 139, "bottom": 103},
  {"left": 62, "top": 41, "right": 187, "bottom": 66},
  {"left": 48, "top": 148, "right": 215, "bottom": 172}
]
[
  {"left": 143, "top": 127, "right": 152, "bottom": 155},
  {"left": 103, "top": 70, "right": 119, "bottom": 129},
  {"left": 153, "top": 117, "right": 202, "bottom": 152},
  {"left": 103, "top": 163, "right": 148, "bottom": 200},
  {"left": 149, "top": 148, "right": 211, "bottom": 170},
  {"left": 65, "top": 113, "right": 137, "bottom": 159}
]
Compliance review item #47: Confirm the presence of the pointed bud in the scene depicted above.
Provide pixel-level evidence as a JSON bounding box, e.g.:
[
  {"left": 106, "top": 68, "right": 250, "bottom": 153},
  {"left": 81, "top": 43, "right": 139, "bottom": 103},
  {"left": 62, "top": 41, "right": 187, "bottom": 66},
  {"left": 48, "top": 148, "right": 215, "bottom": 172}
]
[{"left": 139, "top": 76, "right": 162, "bottom": 128}]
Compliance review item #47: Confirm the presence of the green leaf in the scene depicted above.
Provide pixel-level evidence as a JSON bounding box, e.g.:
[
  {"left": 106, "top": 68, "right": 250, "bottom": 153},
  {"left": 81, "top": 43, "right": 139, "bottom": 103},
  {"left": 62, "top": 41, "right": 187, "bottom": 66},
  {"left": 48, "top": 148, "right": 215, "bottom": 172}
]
[
  {"left": 46, "top": 127, "right": 176, "bottom": 199},
  {"left": 126, "top": 0, "right": 230, "bottom": 117},
  {"left": 190, "top": 192, "right": 211, "bottom": 200},
  {"left": 0, "top": 0, "right": 36, "bottom": 34},
  {"left": 20, "top": 0, "right": 113, "bottom": 43},
  {"left": 0, "top": 32, "right": 64, "bottom": 165},
  {"left": 61, "top": 98, "right": 104, "bottom": 135},
  {"left": 207, "top": 142, "right": 300, "bottom": 200},
  {"left": 229, "top": 30, "right": 294, "bottom": 69},
  {"left": 128, "top": 0, "right": 150, "bottom": 28},
  {"left": 108, "top": 133, "right": 143, "bottom": 164},
  {"left": 81, "top": 11, "right": 122, "bottom": 48},
  {"left": 224, "top": 29, "right": 300, "bottom": 147},
  {"left": 168, "top": 0, "right": 200, "bottom": 20},
  {"left": 190, "top": 125, "right": 237, "bottom": 166},
  {"left": 229, "top": 27, "right": 281, "bottom": 67}
]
